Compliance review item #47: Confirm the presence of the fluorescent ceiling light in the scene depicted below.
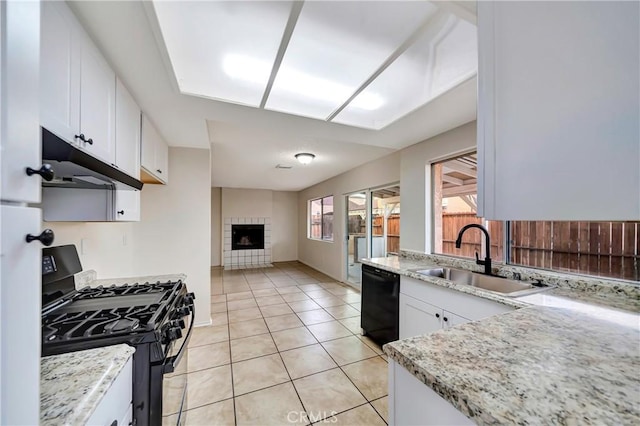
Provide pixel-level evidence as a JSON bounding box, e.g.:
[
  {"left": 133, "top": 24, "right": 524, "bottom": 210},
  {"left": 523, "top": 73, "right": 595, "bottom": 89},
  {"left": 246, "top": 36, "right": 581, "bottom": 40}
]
[
  {"left": 223, "top": 54, "right": 383, "bottom": 111},
  {"left": 333, "top": 13, "right": 477, "bottom": 129},
  {"left": 154, "top": 1, "right": 477, "bottom": 129}
]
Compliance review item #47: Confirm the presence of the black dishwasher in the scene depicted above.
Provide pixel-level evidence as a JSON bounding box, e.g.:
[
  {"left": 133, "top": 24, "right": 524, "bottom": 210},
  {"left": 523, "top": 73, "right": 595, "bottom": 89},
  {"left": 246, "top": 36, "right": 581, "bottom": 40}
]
[{"left": 361, "top": 264, "right": 399, "bottom": 345}]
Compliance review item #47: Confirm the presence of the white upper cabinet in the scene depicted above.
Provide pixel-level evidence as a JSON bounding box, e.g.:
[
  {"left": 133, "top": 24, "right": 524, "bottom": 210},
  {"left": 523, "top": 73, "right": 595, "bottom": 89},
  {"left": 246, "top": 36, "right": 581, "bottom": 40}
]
[
  {"left": 141, "top": 115, "right": 169, "bottom": 184},
  {"left": 79, "top": 35, "right": 116, "bottom": 164},
  {"left": 477, "top": 1, "right": 640, "bottom": 220},
  {"left": 115, "top": 190, "right": 140, "bottom": 222},
  {"left": 115, "top": 79, "right": 141, "bottom": 178},
  {"left": 41, "top": 0, "right": 117, "bottom": 164},
  {"left": 2, "top": 0, "right": 41, "bottom": 204},
  {"left": 40, "top": 0, "right": 81, "bottom": 145}
]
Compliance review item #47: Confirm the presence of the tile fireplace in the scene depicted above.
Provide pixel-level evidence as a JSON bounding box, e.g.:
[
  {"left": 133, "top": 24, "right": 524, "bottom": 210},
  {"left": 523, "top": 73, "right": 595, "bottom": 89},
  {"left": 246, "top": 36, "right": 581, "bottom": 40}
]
[{"left": 224, "top": 218, "right": 272, "bottom": 269}]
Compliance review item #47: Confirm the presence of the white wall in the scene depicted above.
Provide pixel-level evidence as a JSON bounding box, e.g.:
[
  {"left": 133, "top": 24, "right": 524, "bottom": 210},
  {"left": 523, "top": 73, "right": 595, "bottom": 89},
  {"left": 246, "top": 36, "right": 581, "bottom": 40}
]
[
  {"left": 46, "top": 147, "right": 212, "bottom": 326},
  {"left": 401, "top": 121, "right": 476, "bottom": 253},
  {"left": 296, "top": 121, "right": 476, "bottom": 282},
  {"left": 272, "top": 191, "right": 298, "bottom": 262},
  {"left": 43, "top": 222, "right": 136, "bottom": 278},
  {"left": 133, "top": 148, "right": 211, "bottom": 325},
  {"left": 219, "top": 188, "right": 298, "bottom": 263},
  {"left": 297, "top": 152, "right": 402, "bottom": 280},
  {"left": 211, "top": 187, "right": 221, "bottom": 266}
]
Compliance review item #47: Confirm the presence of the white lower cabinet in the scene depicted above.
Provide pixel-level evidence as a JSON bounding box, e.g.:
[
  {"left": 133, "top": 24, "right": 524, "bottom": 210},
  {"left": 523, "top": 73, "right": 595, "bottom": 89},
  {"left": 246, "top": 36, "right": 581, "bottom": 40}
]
[
  {"left": 86, "top": 357, "right": 133, "bottom": 426},
  {"left": 389, "top": 360, "right": 473, "bottom": 426},
  {"left": 399, "top": 276, "right": 514, "bottom": 339},
  {"left": 399, "top": 294, "right": 445, "bottom": 339}
]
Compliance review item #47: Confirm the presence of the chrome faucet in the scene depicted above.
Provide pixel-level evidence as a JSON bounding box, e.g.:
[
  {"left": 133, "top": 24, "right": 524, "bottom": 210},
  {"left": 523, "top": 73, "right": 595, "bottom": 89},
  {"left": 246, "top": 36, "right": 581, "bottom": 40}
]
[{"left": 455, "top": 224, "right": 493, "bottom": 276}]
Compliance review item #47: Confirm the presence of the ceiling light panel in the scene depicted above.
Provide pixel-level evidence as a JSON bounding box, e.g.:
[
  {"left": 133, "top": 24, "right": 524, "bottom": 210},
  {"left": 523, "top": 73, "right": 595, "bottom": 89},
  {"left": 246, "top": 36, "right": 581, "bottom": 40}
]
[
  {"left": 334, "top": 10, "right": 477, "bottom": 129},
  {"left": 265, "top": 1, "right": 438, "bottom": 120},
  {"left": 153, "top": 1, "right": 292, "bottom": 106}
]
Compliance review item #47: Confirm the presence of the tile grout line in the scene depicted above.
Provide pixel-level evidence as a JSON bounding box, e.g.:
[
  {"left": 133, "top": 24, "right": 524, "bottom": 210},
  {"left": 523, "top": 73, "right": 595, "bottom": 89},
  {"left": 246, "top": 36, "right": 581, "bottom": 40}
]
[
  {"left": 224, "top": 295, "right": 238, "bottom": 426},
  {"left": 209, "top": 264, "right": 387, "bottom": 424}
]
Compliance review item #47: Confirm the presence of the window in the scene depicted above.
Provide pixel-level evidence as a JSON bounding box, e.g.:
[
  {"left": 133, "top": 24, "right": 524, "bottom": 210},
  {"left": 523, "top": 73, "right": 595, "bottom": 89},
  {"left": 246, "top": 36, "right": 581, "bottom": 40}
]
[
  {"left": 309, "top": 196, "right": 333, "bottom": 241},
  {"left": 509, "top": 221, "right": 639, "bottom": 281},
  {"left": 432, "top": 153, "right": 640, "bottom": 282},
  {"left": 432, "top": 153, "right": 503, "bottom": 259}
]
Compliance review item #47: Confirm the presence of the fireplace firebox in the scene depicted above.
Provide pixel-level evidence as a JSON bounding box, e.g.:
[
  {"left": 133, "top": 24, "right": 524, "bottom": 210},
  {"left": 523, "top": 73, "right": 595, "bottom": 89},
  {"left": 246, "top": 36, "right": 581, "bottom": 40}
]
[{"left": 231, "top": 224, "right": 265, "bottom": 250}]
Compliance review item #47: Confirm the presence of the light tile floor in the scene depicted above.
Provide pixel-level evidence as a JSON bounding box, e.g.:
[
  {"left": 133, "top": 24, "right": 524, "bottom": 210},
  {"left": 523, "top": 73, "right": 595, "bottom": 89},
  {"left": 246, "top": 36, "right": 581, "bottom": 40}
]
[{"left": 165, "top": 262, "right": 387, "bottom": 426}]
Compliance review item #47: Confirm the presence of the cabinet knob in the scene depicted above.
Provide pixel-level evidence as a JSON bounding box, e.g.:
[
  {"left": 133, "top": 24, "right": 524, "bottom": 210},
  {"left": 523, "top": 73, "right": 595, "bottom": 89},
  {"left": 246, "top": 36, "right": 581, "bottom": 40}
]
[
  {"left": 25, "top": 164, "right": 55, "bottom": 181},
  {"left": 117, "top": 210, "right": 125, "bottom": 215},
  {"left": 86, "top": 138, "right": 93, "bottom": 145},
  {"left": 156, "top": 169, "right": 162, "bottom": 174},
  {"left": 26, "top": 229, "right": 55, "bottom": 246},
  {"left": 443, "top": 317, "right": 448, "bottom": 322},
  {"left": 435, "top": 313, "right": 440, "bottom": 318},
  {"left": 74, "top": 133, "right": 86, "bottom": 142}
]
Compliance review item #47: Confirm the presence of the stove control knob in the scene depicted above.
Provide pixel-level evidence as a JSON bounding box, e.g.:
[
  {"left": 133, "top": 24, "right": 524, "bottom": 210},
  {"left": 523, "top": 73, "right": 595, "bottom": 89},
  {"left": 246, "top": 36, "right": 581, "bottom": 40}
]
[
  {"left": 163, "top": 327, "right": 179, "bottom": 343},
  {"left": 161, "top": 328, "right": 173, "bottom": 345},
  {"left": 175, "top": 307, "right": 190, "bottom": 317},
  {"left": 170, "top": 327, "right": 182, "bottom": 340},
  {"left": 171, "top": 319, "right": 186, "bottom": 329}
]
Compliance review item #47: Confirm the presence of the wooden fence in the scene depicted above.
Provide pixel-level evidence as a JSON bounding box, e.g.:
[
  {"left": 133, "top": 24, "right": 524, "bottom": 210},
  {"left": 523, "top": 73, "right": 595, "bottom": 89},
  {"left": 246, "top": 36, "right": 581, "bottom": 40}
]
[
  {"left": 441, "top": 213, "right": 503, "bottom": 259},
  {"left": 373, "top": 214, "right": 400, "bottom": 254},
  {"left": 441, "top": 213, "right": 639, "bottom": 281}
]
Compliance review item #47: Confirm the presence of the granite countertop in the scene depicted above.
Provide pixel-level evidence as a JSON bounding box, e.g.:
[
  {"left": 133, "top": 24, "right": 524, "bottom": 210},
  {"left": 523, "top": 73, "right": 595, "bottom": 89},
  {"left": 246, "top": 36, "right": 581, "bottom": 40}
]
[
  {"left": 385, "top": 306, "right": 640, "bottom": 425},
  {"left": 370, "top": 254, "right": 640, "bottom": 424},
  {"left": 361, "top": 256, "right": 529, "bottom": 310},
  {"left": 362, "top": 255, "right": 639, "bottom": 312},
  {"left": 41, "top": 344, "right": 135, "bottom": 425}
]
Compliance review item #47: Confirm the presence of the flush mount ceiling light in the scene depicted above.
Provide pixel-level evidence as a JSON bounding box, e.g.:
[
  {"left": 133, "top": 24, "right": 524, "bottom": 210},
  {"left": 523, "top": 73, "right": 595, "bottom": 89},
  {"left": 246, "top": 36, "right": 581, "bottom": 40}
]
[{"left": 295, "top": 153, "right": 315, "bottom": 165}]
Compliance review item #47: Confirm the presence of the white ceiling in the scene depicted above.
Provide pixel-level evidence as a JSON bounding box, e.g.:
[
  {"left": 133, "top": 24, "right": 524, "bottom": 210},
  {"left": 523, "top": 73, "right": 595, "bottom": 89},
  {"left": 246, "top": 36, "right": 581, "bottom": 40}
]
[{"left": 69, "top": 1, "right": 478, "bottom": 191}]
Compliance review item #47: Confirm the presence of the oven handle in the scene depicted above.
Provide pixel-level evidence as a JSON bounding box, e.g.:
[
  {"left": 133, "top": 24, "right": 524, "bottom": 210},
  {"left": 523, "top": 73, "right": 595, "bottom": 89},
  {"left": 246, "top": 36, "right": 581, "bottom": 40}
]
[{"left": 163, "top": 297, "right": 195, "bottom": 374}]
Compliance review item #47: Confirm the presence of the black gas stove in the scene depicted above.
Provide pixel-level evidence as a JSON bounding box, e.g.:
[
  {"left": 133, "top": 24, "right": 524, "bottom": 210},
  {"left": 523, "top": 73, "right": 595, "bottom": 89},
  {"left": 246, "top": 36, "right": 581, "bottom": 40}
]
[{"left": 41, "top": 245, "right": 194, "bottom": 426}]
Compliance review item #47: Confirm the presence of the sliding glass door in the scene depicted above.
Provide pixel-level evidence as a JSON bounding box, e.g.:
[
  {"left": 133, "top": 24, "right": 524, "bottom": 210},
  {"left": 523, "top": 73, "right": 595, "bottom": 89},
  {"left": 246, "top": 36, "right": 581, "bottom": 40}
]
[
  {"left": 346, "top": 192, "right": 367, "bottom": 285},
  {"left": 345, "top": 184, "right": 400, "bottom": 286}
]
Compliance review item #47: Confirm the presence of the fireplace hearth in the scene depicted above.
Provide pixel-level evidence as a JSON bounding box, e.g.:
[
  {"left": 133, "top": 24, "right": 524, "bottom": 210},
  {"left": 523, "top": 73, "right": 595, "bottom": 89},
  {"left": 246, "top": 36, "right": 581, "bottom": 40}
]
[{"left": 232, "top": 224, "right": 265, "bottom": 251}]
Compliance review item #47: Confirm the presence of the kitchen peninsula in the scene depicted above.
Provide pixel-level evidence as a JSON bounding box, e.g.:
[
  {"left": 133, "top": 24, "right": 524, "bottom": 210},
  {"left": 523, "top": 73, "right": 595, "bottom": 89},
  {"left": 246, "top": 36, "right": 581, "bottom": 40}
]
[{"left": 363, "top": 253, "right": 640, "bottom": 425}]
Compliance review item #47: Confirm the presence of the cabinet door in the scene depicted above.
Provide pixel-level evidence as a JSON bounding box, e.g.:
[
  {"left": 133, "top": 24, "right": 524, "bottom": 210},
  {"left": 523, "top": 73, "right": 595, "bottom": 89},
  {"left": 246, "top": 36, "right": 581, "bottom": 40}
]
[
  {"left": 40, "top": 1, "right": 81, "bottom": 144},
  {"left": 155, "top": 135, "right": 169, "bottom": 183},
  {"left": 140, "top": 115, "right": 169, "bottom": 184},
  {"left": 442, "top": 310, "right": 470, "bottom": 329},
  {"left": 79, "top": 34, "right": 116, "bottom": 163},
  {"left": 115, "top": 79, "right": 141, "bottom": 178},
  {"left": 1, "top": 206, "right": 43, "bottom": 425},
  {"left": 477, "top": 1, "right": 640, "bottom": 220},
  {"left": 140, "top": 114, "right": 156, "bottom": 172},
  {"left": 399, "top": 293, "right": 442, "bottom": 339},
  {"left": 115, "top": 190, "right": 140, "bottom": 222},
  {"left": 1, "top": 0, "right": 41, "bottom": 203}
]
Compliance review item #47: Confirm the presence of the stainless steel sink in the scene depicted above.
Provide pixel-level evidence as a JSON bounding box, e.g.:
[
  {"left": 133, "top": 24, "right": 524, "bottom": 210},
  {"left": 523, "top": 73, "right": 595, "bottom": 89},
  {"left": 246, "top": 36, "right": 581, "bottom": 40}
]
[{"left": 411, "top": 267, "right": 552, "bottom": 297}]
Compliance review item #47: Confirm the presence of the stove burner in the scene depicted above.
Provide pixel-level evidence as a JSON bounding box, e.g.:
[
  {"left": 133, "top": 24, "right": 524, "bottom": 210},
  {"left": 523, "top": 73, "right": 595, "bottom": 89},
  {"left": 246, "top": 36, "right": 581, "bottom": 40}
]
[
  {"left": 76, "top": 281, "right": 176, "bottom": 299},
  {"left": 43, "top": 305, "right": 159, "bottom": 342}
]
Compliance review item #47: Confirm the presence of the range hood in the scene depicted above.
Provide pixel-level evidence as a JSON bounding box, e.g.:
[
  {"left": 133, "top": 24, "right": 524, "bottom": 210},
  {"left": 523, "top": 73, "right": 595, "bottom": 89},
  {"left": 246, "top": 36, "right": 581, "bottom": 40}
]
[{"left": 42, "top": 127, "right": 144, "bottom": 191}]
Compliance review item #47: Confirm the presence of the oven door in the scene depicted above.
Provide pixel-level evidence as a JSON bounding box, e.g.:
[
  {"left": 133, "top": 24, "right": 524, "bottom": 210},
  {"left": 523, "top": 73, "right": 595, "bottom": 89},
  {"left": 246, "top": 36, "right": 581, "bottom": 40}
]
[{"left": 161, "top": 302, "right": 194, "bottom": 425}]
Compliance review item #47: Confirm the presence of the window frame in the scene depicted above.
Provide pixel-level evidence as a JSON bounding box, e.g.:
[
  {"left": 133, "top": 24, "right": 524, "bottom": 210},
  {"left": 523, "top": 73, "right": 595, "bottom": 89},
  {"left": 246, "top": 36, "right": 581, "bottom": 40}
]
[
  {"left": 431, "top": 154, "right": 639, "bottom": 282},
  {"left": 308, "top": 195, "right": 334, "bottom": 242}
]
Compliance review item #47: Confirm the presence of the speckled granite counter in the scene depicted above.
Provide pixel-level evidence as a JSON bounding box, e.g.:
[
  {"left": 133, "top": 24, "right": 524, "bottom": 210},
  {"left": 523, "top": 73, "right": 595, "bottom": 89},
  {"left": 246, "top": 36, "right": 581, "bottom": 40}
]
[
  {"left": 385, "top": 306, "right": 640, "bottom": 425},
  {"left": 41, "top": 344, "right": 135, "bottom": 425},
  {"left": 370, "top": 254, "right": 640, "bottom": 424},
  {"left": 361, "top": 256, "right": 530, "bottom": 310}
]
